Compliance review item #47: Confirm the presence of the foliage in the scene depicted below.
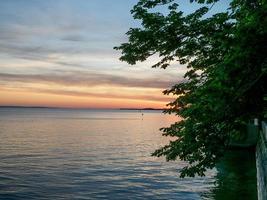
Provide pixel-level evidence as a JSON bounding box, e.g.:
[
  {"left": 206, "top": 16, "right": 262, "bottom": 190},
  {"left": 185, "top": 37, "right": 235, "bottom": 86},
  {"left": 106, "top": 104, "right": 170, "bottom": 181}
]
[
  {"left": 115, "top": 0, "right": 267, "bottom": 177},
  {"left": 264, "top": 95, "right": 267, "bottom": 119}
]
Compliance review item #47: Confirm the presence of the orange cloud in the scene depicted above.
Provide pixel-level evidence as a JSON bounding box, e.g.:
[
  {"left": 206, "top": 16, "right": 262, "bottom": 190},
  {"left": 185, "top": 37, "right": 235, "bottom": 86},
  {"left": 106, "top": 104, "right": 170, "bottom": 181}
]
[{"left": 0, "top": 87, "right": 171, "bottom": 109}]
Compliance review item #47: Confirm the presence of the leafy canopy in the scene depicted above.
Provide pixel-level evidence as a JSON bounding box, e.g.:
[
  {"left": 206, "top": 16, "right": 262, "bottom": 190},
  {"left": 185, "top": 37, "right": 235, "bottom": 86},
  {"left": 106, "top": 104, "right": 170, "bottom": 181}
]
[{"left": 115, "top": 0, "right": 267, "bottom": 177}]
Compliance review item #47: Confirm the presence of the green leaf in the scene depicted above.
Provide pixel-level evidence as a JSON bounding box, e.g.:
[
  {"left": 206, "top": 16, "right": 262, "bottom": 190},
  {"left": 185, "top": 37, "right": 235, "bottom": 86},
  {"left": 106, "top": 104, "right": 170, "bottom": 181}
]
[{"left": 115, "top": 0, "right": 267, "bottom": 177}]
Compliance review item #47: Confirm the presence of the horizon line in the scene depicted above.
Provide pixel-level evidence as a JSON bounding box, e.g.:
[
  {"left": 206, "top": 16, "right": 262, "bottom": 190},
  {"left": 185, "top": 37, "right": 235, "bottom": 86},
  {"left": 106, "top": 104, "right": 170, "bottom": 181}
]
[{"left": 0, "top": 105, "right": 166, "bottom": 110}]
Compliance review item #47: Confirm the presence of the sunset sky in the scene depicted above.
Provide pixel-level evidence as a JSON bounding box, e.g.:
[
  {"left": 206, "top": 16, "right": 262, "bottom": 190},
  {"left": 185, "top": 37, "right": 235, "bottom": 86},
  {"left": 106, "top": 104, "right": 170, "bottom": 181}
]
[{"left": 0, "top": 0, "right": 229, "bottom": 109}]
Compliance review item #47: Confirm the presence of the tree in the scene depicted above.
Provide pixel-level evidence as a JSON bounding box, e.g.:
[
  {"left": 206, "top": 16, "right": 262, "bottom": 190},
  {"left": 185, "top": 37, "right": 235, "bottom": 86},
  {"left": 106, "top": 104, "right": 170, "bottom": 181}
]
[{"left": 115, "top": 0, "right": 267, "bottom": 177}]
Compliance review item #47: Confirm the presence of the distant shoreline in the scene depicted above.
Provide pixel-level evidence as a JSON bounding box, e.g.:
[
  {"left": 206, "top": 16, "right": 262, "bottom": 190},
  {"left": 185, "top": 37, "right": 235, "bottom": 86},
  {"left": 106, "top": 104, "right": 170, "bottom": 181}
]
[
  {"left": 0, "top": 106, "right": 59, "bottom": 109},
  {"left": 119, "top": 108, "right": 164, "bottom": 111},
  {"left": 0, "top": 106, "right": 165, "bottom": 111}
]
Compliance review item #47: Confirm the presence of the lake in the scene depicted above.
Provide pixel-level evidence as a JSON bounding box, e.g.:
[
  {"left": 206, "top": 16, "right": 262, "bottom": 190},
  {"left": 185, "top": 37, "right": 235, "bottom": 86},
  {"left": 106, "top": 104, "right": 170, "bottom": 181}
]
[{"left": 0, "top": 108, "right": 257, "bottom": 200}]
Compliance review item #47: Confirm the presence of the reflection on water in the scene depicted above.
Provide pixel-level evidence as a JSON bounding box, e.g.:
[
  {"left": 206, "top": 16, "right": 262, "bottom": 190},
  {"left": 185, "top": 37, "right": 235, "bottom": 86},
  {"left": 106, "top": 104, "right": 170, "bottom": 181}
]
[
  {"left": 0, "top": 108, "right": 257, "bottom": 200},
  {"left": 208, "top": 149, "right": 257, "bottom": 200}
]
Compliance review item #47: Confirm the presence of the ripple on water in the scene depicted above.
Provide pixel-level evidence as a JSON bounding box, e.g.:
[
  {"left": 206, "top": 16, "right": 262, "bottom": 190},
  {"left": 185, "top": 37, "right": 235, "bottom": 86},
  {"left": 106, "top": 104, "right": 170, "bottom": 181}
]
[{"left": 0, "top": 108, "right": 257, "bottom": 200}]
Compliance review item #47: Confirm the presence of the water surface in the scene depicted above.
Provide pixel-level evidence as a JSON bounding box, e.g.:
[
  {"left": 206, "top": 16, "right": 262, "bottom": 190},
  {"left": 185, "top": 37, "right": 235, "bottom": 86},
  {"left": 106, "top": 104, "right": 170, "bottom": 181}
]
[{"left": 0, "top": 108, "right": 257, "bottom": 199}]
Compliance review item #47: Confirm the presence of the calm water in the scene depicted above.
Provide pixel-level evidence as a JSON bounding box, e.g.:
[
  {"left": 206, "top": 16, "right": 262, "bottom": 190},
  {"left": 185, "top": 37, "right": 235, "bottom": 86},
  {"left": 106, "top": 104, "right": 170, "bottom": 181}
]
[{"left": 0, "top": 108, "right": 257, "bottom": 200}]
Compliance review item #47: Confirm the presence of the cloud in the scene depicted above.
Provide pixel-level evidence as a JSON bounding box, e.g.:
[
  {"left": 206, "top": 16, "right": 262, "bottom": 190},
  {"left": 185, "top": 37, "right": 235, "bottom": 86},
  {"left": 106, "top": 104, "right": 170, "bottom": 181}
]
[
  {"left": 2, "top": 86, "right": 173, "bottom": 103},
  {"left": 0, "top": 0, "right": 127, "bottom": 66},
  {"left": 0, "top": 0, "right": 183, "bottom": 107},
  {"left": 61, "top": 34, "right": 87, "bottom": 42},
  {"left": 0, "top": 72, "right": 180, "bottom": 89}
]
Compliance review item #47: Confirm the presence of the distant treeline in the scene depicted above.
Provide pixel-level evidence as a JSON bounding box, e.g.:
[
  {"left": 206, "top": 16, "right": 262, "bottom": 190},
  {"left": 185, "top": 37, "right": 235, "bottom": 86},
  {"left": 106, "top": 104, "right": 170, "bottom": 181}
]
[{"left": 119, "top": 108, "right": 164, "bottom": 111}]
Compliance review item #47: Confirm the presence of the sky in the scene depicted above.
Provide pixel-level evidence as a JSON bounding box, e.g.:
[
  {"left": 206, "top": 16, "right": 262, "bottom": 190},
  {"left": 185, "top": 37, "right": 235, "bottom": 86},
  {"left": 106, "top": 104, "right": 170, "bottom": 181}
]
[{"left": 0, "top": 0, "right": 230, "bottom": 109}]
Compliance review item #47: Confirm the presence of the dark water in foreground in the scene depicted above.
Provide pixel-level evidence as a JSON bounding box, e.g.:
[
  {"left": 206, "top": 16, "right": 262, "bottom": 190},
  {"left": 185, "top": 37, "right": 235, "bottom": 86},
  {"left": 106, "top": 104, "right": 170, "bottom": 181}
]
[{"left": 0, "top": 108, "right": 257, "bottom": 200}]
